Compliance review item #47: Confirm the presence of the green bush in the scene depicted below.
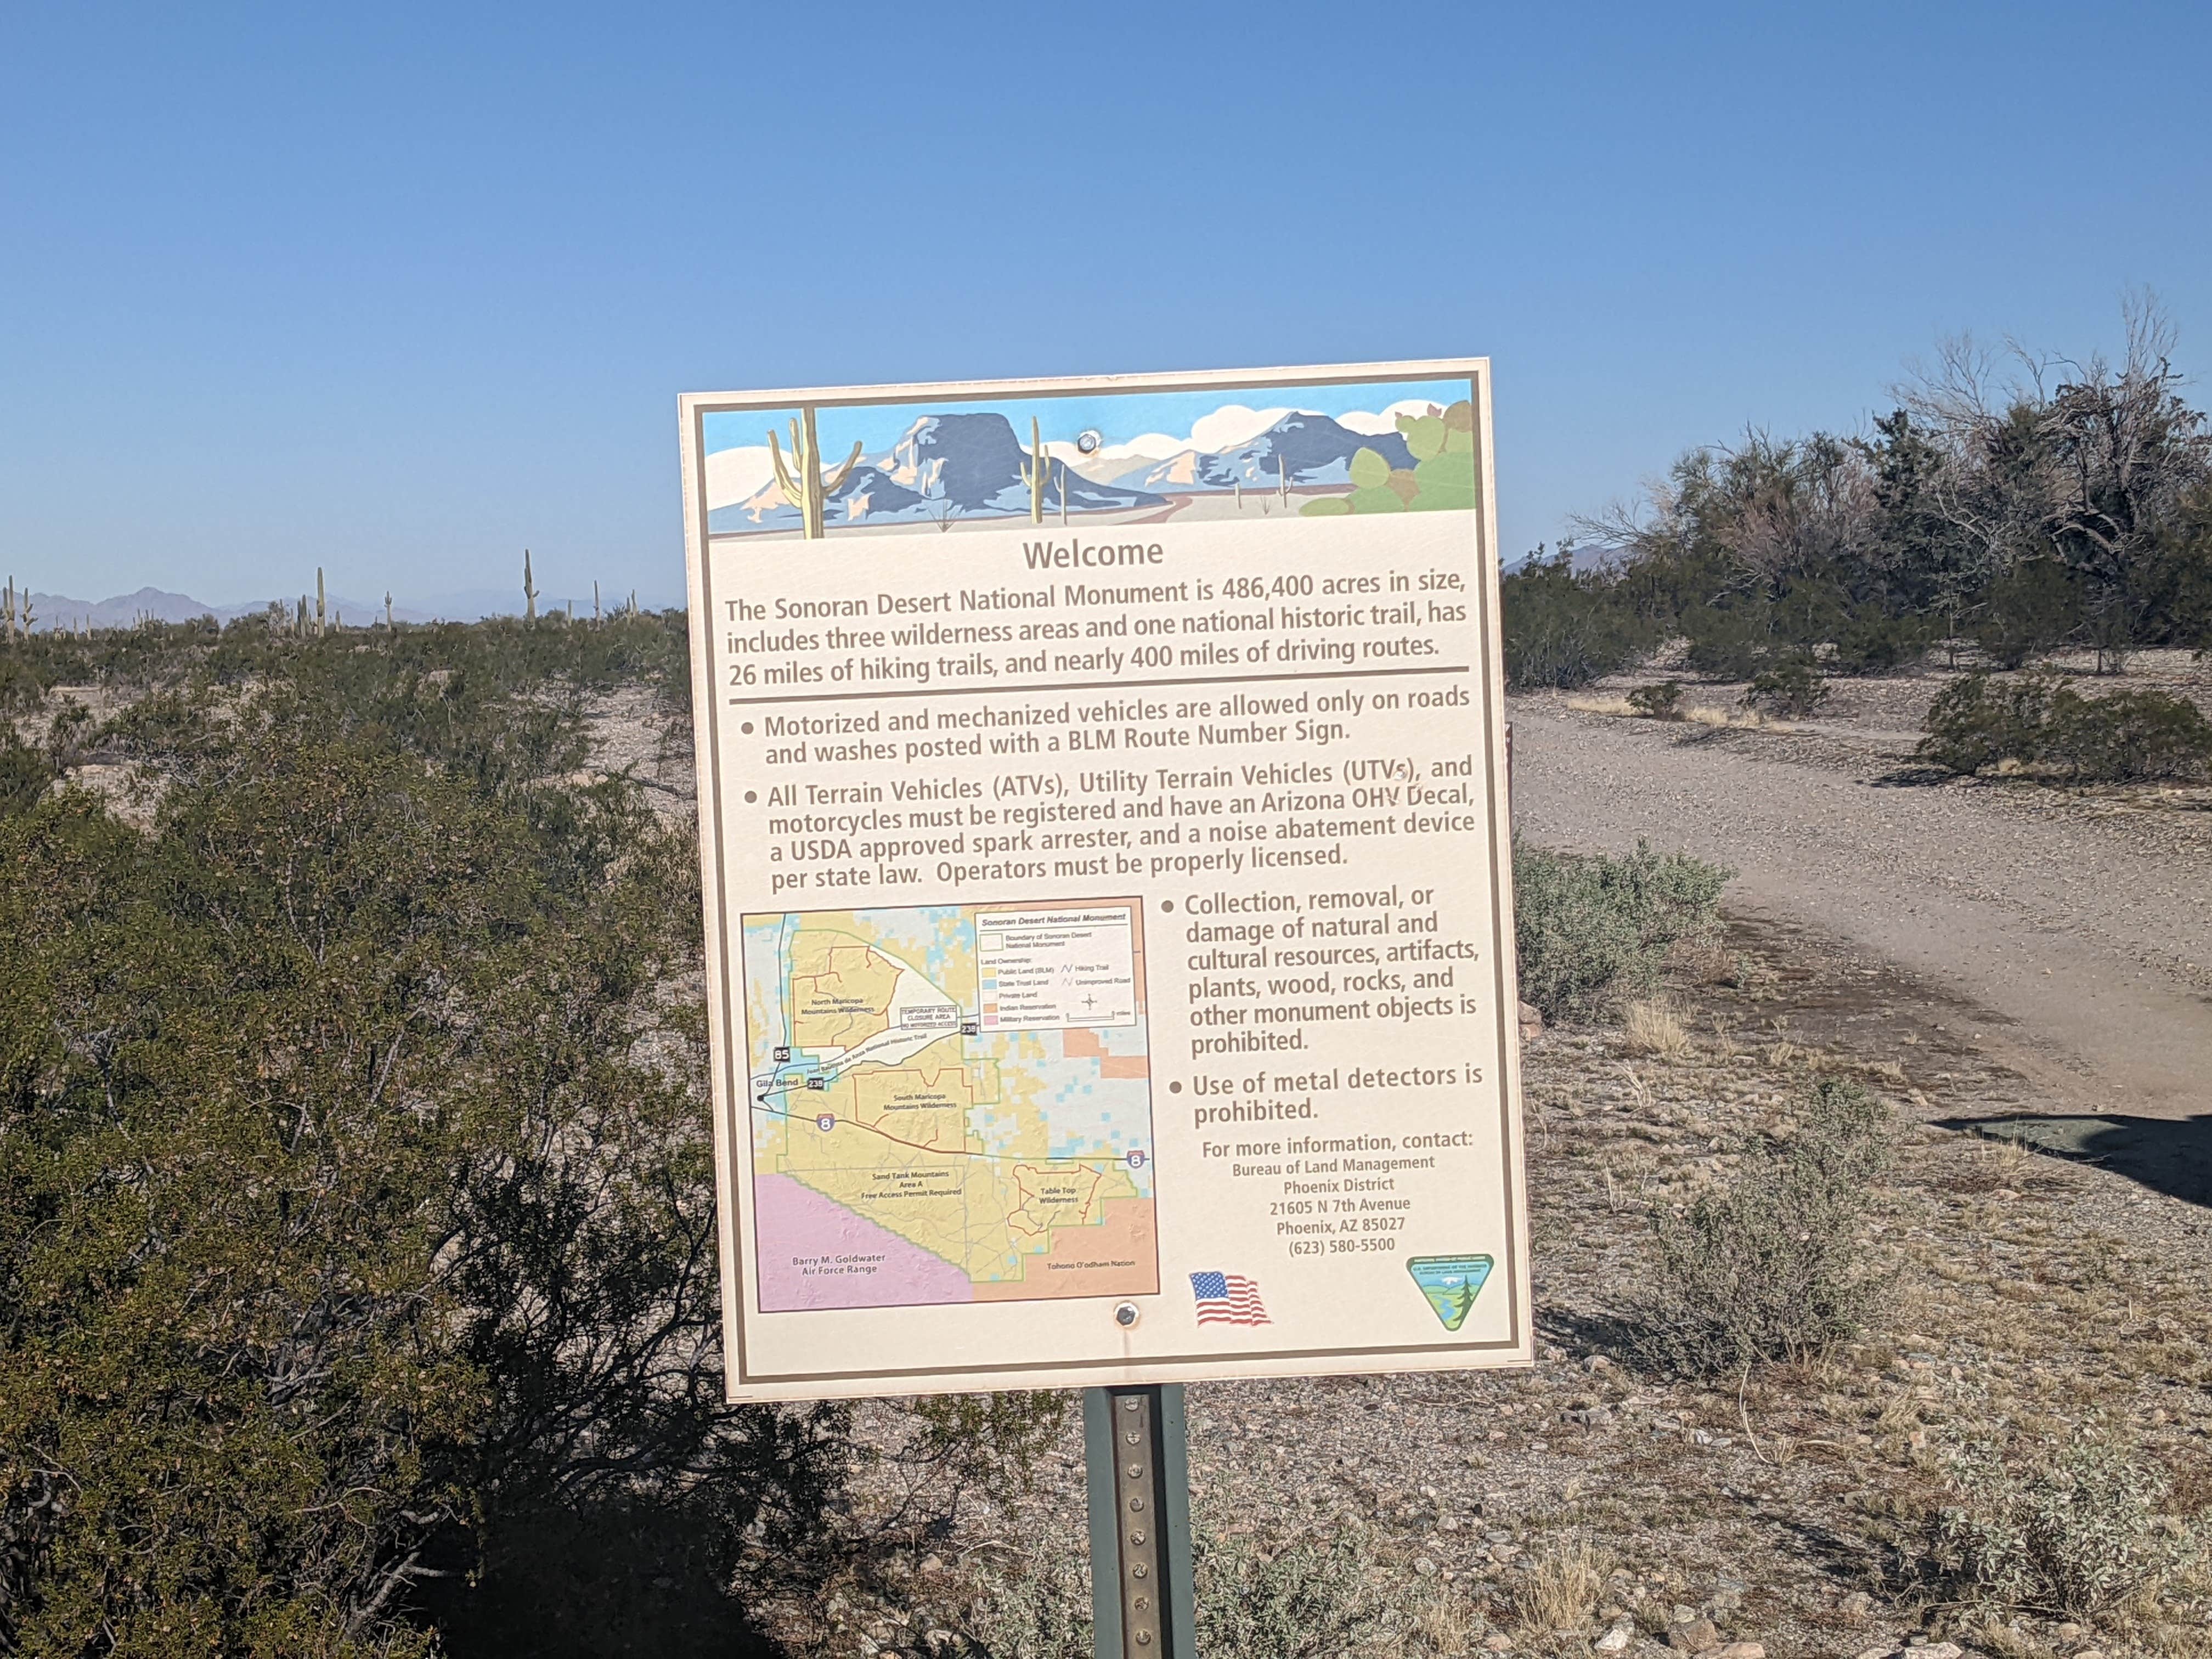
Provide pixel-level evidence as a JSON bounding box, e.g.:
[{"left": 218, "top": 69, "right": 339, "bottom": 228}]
[
  {"left": 963, "top": 1517, "right": 1415, "bottom": 1659},
  {"left": 1743, "top": 659, "right": 1830, "bottom": 716},
  {"left": 1626, "top": 681, "right": 1684, "bottom": 719},
  {"left": 1924, "top": 1437, "right": 2197, "bottom": 1617},
  {"left": 1680, "top": 607, "right": 1772, "bottom": 681},
  {"left": 1500, "top": 555, "right": 1656, "bottom": 690},
  {"left": 1196, "top": 1521, "right": 1389, "bottom": 1659},
  {"left": 1513, "top": 839, "right": 1731, "bottom": 1023},
  {"left": 1638, "top": 1078, "right": 1893, "bottom": 1374},
  {"left": 0, "top": 723, "right": 54, "bottom": 816},
  {"left": 965, "top": 1547, "right": 1093, "bottom": 1659},
  {"left": 1919, "top": 672, "right": 2212, "bottom": 781},
  {"left": 1830, "top": 610, "right": 1930, "bottom": 675},
  {"left": 1972, "top": 558, "right": 2081, "bottom": 669},
  {"left": 0, "top": 624, "right": 826, "bottom": 1659}
]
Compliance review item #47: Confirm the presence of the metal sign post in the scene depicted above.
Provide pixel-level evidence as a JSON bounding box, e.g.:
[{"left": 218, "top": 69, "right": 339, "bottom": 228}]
[{"left": 1084, "top": 1386, "right": 1197, "bottom": 1659}]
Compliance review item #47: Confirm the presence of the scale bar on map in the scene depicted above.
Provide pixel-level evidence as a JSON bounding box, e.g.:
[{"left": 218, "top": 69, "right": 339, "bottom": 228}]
[{"left": 977, "top": 905, "right": 1138, "bottom": 1031}]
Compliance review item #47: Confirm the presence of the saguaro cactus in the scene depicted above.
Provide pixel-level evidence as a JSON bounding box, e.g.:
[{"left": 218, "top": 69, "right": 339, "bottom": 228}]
[
  {"left": 593, "top": 580, "right": 601, "bottom": 623},
  {"left": 1278, "top": 452, "right": 1290, "bottom": 509},
  {"left": 523, "top": 549, "right": 538, "bottom": 622},
  {"left": 1018, "top": 417, "right": 1050, "bottom": 524},
  {"left": 768, "top": 408, "right": 863, "bottom": 539},
  {"left": 385, "top": 591, "right": 394, "bottom": 630},
  {"left": 316, "top": 568, "right": 327, "bottom": 637}
]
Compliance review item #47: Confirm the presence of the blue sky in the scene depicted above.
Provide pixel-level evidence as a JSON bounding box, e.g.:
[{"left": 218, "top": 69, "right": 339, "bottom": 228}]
[{"left": 3, "top": 2, "right": 2208, "bottom": 611}]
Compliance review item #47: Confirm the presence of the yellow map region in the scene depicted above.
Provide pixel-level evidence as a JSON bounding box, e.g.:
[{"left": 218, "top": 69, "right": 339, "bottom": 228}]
[{"left": 752, "top": 916, "right": 1155, "bottom": 1296}]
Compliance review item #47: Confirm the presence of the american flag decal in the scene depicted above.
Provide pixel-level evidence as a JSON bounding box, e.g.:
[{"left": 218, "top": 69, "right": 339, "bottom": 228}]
[{"left": 1189, "top": 1271, "right": 1270, "bottom": 1327}]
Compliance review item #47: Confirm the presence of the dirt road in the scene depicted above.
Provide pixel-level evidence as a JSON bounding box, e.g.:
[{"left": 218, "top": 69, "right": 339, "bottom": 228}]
[{"left": 1506, "top": 696, "right": 2212, "bottom": 1118}]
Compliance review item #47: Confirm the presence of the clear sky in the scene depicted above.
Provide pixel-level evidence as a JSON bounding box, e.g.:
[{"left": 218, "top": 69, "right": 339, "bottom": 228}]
[{"left": 4, "top": 2, "right": 2208, "bottom": 612}]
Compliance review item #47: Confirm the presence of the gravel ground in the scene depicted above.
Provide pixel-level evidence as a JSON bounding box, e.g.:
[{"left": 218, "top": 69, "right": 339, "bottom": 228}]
[
  {"left": 752, "top": 914, "right": 2212, "bottom": 1659},
  {"left": 1505, "top": 659, "right": 2212, "bottom": 1121},
  {"left": 739, "top": 659, "right": 2212, "bottom": 1659}
]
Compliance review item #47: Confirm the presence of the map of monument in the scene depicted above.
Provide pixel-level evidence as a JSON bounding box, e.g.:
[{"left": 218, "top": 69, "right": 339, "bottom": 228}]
[{"left": 740, "top": 901, "right": 1159, "bottom": 1312}]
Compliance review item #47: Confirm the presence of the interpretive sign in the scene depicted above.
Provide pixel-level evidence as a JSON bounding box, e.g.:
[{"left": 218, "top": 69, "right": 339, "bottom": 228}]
[{"left": 679, "top": 362, "right": 1530, "bottom": 1401}]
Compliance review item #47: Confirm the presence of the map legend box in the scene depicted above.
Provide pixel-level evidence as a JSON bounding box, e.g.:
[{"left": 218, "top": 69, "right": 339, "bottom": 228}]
[{"left": 977, "top": 905, "right": 1139, "bottom": 1032}]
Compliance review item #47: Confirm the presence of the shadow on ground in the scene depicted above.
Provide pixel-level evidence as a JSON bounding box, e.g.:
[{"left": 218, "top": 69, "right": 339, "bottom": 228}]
[{"left": 1940, "top": 1113, "right": 2212, "bottom": 1208}]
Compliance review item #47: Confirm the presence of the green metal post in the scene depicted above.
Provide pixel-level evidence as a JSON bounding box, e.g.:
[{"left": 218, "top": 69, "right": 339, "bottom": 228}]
[{"left": 1085, "top": 1385, "right": 1197, "bottom": 1659}]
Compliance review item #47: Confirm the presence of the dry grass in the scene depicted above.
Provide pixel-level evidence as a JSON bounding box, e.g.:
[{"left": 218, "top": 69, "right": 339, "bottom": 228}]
[
  {"left": 1683, "top": 702, "right": 1781, "bottom": 730},
  {"left": 1565, "top": 694, "right": 1788, "bottom": 732},
  {"left": 1943, "top": 1133, "right": 2038, "bottom": 1194},
  {"left": 1622, "top": 999, "right": 1694, "bottom": 1062},
  {"left": 1512, "top": 1536, "right": 1611, "bottom": 1636},
  {"left": 1409, "top": 1581, "right": 1484, "bottom": 1656}
]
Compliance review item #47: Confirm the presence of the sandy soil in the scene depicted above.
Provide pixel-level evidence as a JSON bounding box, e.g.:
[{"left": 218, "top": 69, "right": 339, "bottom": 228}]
[{"left": 1506, "top": 676, "right": 2212, "bottom": 1121}]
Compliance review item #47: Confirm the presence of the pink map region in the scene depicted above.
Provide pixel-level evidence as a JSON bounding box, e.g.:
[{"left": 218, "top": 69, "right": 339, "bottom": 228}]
[{"left": 752, "top": 1174, "right": 974, "bottom": 1312}]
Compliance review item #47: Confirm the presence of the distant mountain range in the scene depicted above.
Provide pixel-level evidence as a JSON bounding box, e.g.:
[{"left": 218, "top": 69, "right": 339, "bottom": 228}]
[
  {"left": 20, "top": 587, "right": 430, "bottom": 631},
  {"left": 709, "top": 409, "right": 1421, "bottom": 534},
  {"left": 14, "top": 584, "right": 673, "bottom": 631}
]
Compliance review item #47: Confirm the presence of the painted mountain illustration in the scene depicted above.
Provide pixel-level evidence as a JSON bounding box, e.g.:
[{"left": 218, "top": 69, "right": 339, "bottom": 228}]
[
  {"left": 1077, "top": 412, "right": 1415, "bottom": 494},
  {"left": 712, "top": 414, "right": 1165, "bottom": 533},
  {"left": 706, "top": 408, "right": 1425, "bottom": 534}
]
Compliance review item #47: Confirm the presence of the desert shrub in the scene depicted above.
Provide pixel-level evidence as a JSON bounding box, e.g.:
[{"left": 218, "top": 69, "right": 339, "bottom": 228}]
[
  {"left": 1972, "top": 558, "right": 2081, "bottom": 669},
  {"left": 0, "top": 723, "right": 54, "bottom": 816},
  {"left": 1500, "top": 554, "right": 1656, "bottom": 690},
  {"left": 1680, "top": 611, "right": 1770, "bottom": 681},
  {"left": 1922, "top": 1437, "right": 2198, "bottom": 1617},
  {"left": 1638, "top": 1078, "right": 1892, "bottom": 1374},
  {"left": 0, "top": 629, "right": 821, "bottom": 1659},
  {"left": 966, "top": 1545, "right": 1092, "bottom": 1659},
  {"left": 908, "top": 1390, "right": 1074, "bottom": 1498},
  {"left": 964, "top": 1520, "right": 1407, "bottom": 1659},
  {"left": 1917, "top": 672, "right": 2056, "bottom": 775},
  {"left": 1743, "top": 659, "right": 1830, "bottom": 716},
  {"left": 1514, "top": 839, "right": 1731, "bottom": 1023},
  {"left": 1626, "top": 680, "right": 1683, "bottom": 719},
  {"left": 1829, "top": 610, "right": 1929, "bottom": 675},
  {"left": 1920, "top": 672, "right": 2212, "bottom": 781},
  {"left": 1196, "top": 1521, "right": 1388, "bottom": 1659}
]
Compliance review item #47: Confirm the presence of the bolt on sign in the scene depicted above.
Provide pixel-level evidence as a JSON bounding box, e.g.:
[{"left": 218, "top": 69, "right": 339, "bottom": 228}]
[{"left": 678, "top": 362, "right": 1531, "bottom": 1402}]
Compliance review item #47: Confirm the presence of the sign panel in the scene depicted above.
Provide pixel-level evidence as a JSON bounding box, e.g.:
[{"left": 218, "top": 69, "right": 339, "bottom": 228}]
[{"left": 679, "top": 362, "right": 1530, "bottom": 1400}]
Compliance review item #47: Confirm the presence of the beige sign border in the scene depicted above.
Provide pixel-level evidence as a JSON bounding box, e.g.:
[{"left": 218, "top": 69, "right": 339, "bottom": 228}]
[{"left": 679, "top": 360, "right": 1527, "bottom": 1398}]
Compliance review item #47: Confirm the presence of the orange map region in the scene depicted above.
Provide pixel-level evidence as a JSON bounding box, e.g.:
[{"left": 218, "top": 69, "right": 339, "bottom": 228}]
[
  {"left": 972, "top": 1195, "right": 1159, "bottom": 1301},
  {"left": 1009, "top": 1161, "right": 1105, "bottom": 1236},
  {"left": 1059, "top": 1025, "right": 1148, "bottom": 1077}
]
